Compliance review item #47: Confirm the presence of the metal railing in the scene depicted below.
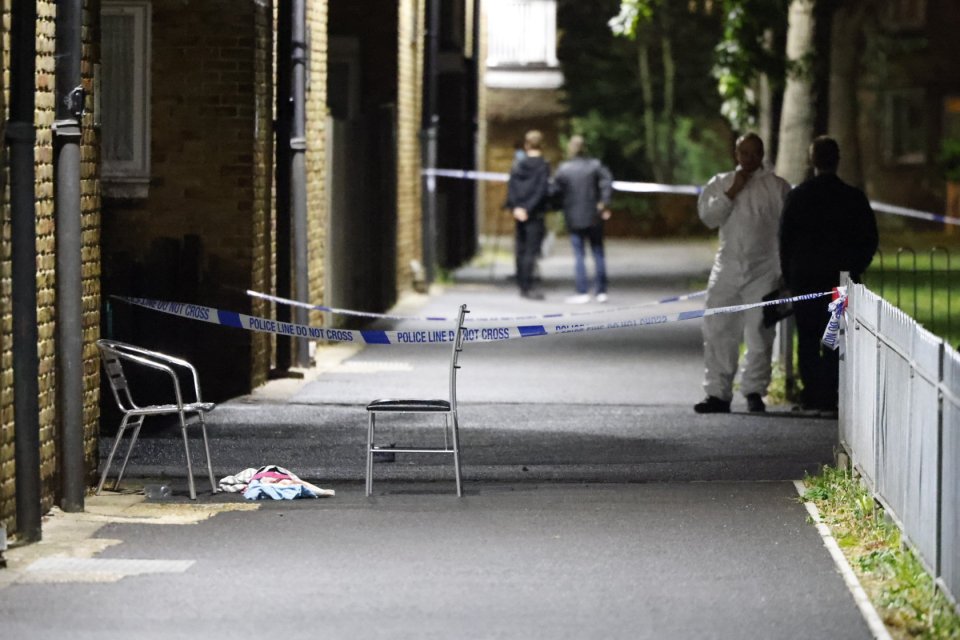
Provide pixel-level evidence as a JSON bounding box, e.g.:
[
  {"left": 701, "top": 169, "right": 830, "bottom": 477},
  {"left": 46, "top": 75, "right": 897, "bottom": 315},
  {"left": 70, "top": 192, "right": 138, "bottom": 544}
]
[
  {"left": 485, "top": 0, "right": 559, "bottom": 68},
  {"left": 862, "top": 246, "right": 956, "bottom": 346},
  {"left": 840, "top": 277, "right": 960, "bottom": 608}
]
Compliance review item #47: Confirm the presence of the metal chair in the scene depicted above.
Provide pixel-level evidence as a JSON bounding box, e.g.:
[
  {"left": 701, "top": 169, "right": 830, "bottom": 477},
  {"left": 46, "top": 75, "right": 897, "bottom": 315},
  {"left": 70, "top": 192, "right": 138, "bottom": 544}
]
[
  {"left": 366, "top": 304, "right": 469, "bottom": 496},
  {"left": 96, "top": 339, "right": 217, "bottom": 499}
]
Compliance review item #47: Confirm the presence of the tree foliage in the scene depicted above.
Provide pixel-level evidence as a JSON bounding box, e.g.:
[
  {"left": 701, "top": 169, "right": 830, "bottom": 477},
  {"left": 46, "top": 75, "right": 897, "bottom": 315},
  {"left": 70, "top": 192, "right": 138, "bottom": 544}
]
[
  {"left": 556, "top": 0, "right": 726, "bottom": 184},
  {"left": 712, "top": 0, "right": 790, "bottom": 131}
]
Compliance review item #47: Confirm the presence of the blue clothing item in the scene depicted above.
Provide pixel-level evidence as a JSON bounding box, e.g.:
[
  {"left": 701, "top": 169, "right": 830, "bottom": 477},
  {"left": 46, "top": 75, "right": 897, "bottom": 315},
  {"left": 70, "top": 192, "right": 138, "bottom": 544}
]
[
  {"left": 569, "top": 224, "right": 607, "bottom": 294},
  {"left": 243, "top": 479, "right": 318, "bottom": 500}
]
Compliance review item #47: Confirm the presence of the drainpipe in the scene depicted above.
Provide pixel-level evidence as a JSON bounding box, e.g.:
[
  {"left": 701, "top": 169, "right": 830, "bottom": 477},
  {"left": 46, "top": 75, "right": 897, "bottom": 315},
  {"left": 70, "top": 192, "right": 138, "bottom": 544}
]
[
  {"left": 420, "top": 0, "right": 440, "bottom": 284},
  {"left": 7, "top": 0, "right": 42, "bottom": 542},
  {"left": 291, "top": 0, "right": 310, "bottom": 367},
  {"left": 54, "top": 0, "right": 86, "bottom": 513},
  {"left": 274, "top": 4, "right": 293, "bottom": 373}
]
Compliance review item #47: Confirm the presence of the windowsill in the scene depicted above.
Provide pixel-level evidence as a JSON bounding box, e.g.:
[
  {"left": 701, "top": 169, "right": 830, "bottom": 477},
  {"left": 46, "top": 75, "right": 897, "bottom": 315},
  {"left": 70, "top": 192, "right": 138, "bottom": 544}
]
[{"left": 103, "top": 177, "right": 150, "bottom": 200}]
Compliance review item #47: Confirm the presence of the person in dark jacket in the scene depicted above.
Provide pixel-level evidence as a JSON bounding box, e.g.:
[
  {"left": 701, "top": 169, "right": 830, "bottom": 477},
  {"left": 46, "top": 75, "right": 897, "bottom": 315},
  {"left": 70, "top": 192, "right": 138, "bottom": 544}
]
[
  {"left": 551, "top": 135, "right": 613, "bottom": 303},
  {"left": 506, "top": 130, "right": 551, "bottom": 300},
  {"left": 779, "top": 135, "right": 878, "bottom": 412}
]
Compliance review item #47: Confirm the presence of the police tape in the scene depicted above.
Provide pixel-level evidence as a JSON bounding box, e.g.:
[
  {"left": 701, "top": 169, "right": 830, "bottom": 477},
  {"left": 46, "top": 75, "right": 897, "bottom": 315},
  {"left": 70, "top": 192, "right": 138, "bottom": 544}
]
[
  {"left": 424, "top": 168, "right": 960, "bottom": 226},
  {"left": 869, "top": 201, "right": 960, "bottom": 227},
  {"left": 422, "top": 168, "right": 702, "bottom": 196},
  {"left": 113, "top": 289, "right": 833, "bottom": 346},
  {"left": 245, "top": 288, "right": 707, "bottom": 323},
  {"left": 821, "top": 291, "right": 848, "bottom": 351}
]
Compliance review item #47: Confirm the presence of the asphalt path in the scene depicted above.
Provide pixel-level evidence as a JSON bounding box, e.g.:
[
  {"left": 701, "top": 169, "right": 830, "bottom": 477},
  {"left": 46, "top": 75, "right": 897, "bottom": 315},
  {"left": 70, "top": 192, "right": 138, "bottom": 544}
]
[{"left": 1, "top": 239, "right": 875, "bottom": 639}]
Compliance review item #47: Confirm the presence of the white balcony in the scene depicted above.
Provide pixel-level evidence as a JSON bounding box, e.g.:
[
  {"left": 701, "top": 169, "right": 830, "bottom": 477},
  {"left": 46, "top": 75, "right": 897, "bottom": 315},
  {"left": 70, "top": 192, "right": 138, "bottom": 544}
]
[{"left": 485, "top": 0, "right": 563, "bottom": 89}]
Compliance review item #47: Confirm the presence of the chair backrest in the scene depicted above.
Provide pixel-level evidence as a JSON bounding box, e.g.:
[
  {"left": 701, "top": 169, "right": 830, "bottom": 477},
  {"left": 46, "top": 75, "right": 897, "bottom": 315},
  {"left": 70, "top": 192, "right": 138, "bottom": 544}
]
[
  {"left": 97, "top": 339, "right": 136, "bottom": 411},
  {"left": 448, "top": 304, "right": 469, "bottom": 410}
]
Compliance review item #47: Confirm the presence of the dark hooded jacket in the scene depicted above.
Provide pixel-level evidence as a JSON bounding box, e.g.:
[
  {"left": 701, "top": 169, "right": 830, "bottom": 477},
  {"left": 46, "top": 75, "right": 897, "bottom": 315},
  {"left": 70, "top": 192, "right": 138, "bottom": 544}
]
[{"left": 506, "top": 155, "right": 551, "bottom": 217}]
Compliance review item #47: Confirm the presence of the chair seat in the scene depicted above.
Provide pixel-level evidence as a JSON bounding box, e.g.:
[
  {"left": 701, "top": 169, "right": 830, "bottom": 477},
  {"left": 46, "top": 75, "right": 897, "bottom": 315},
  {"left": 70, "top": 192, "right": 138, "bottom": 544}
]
[
  {"left": 129, "top": 401, "right": 216, "bottom": 415},
  {"left": 366, "top": 399, "right": 450, "bottom": 412}
]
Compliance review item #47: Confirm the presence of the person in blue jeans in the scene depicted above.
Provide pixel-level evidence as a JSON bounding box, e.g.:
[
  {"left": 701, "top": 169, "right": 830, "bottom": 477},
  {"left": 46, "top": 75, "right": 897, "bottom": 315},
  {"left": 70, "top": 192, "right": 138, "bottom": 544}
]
[{"left": 551, "top": 135, "right": 613, "bottom": 303}]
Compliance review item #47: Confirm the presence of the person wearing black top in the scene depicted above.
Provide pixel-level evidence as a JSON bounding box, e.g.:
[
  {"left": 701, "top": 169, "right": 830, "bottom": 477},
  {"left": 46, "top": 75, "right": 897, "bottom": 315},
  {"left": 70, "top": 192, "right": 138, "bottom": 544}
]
[
  {"left": 779, "top": 136, "right": 879, "bottom": 412},
  {"left": 506, "top": 130, "right": 551, "bottom": 300}
]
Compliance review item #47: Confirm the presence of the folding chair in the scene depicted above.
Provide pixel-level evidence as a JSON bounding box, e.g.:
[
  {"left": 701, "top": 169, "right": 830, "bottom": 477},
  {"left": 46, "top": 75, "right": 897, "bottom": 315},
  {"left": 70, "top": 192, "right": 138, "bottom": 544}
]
[
  {"left": 366, "top": 304, "right": 469, "bottom": 496},
  {"left": 96, "top": 339, "right": 217, "bottom": 500}
]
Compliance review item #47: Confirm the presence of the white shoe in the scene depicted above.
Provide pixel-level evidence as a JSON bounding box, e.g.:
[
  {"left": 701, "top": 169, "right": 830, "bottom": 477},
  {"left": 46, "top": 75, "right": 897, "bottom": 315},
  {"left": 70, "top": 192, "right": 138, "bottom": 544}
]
[
  {"left": 595, "top": 293, "right": 608, "bottom": 303},
  {"left": 565, "top": 294, "right": 591, "bottom": 304}
]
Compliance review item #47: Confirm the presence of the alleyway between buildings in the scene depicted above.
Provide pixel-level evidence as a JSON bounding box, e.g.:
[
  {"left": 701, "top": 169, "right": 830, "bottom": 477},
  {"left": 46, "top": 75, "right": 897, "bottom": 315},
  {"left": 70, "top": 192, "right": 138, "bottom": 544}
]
[{"left": 0, "top": 239, "right": 875, "bottom": 639}]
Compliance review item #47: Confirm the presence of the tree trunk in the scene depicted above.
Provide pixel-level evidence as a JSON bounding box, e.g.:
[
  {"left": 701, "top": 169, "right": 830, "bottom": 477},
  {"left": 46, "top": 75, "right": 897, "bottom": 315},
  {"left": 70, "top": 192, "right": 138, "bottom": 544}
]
[
  {"left": 776, "top": 0, "right": 817, "bottom": 185},
  {"left": 661, "top": 33, "right": 676, "bottom": 183},
  {"left": 758, "top": 29, "right": 777, "bottom": 162},
  {"left": 828, "top": 1, "right": 870, "bottom": 187},
  {"left": 637, "top": 40, "right": 662, "bottom": 182}
]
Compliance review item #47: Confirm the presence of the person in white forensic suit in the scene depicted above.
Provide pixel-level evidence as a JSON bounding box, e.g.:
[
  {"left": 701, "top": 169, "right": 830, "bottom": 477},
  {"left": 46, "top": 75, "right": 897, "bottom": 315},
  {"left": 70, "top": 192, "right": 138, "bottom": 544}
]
[{"left": 694, "top": 133, "right": 791, "bottom": 414}]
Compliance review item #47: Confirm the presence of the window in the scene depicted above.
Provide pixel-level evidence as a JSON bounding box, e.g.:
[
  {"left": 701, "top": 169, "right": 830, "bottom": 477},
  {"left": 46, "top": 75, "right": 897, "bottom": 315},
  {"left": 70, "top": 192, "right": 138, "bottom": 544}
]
[
  {"left": 101, "top": 1, "right": 151, "bottom": 198},
  {"left": 884, "top": 0, "right": 926, "bottom": 31},
  {"left": 885, "top": 90, "right": 927, "bottom": 165},
  {"left": 327, "top": 38, "right": 360, "bottom": 121}
]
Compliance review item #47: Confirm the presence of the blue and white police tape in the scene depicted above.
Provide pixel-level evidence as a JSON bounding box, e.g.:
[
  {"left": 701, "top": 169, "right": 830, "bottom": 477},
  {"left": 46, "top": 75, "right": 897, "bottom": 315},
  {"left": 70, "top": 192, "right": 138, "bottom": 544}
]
[
  {"left": 821, "top": 288, "right": 848, "bottom": 351},
  {"left": 869, "top": 201, "right": 960, "bottom": 227},
  {"left": 422, "top": 168, "right": 702, "bottom": 196},
  {"left": 424, "top": 167, "right": 960, "bottom": 226},
  {"left": 246, "top": 288, "right": 707, "bottom": 324},
  {"left": 114, "top": 289, "right": 833, "bottom": 346}
]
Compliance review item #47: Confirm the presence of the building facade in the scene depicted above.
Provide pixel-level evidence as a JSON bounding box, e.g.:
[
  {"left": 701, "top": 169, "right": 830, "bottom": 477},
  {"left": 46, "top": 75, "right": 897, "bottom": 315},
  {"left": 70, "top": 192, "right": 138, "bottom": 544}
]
[{"left": 1, "top": 0, "right": 482, "bottom": 538}]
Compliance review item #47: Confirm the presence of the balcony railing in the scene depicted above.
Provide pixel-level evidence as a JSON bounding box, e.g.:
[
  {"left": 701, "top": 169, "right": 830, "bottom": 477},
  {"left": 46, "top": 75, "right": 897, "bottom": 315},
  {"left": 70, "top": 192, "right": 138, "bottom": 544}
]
[{"left": 485, "top": 0, "right": 558, "bottom": 68}]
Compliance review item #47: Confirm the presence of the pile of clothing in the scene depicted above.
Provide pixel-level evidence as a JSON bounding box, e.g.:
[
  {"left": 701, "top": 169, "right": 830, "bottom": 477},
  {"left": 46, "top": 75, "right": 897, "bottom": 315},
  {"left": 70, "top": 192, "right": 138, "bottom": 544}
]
[{"left": 218, "top": 465, "right": 335, "bottom": 500}]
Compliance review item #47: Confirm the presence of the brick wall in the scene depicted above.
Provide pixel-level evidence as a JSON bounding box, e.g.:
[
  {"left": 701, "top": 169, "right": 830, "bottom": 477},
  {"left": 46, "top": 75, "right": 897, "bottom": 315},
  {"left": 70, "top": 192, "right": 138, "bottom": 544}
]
[
  {"left": 249, "top": 0, "right": 274, "bottom": 387},
  {"left": 395, "top": 0, "right": 423, "bottom": 293},
  {"left": 306, "top": 0, "right": 328, "bottom": 327},
  {"left": 101, "top": 0, "right": 262, "bottom": 399},
  {"left": 0, "top": 0, "right": 102, "bottom": 533},
  {"left": 80, "top": 0, "right": 103, "bottom": 489}
]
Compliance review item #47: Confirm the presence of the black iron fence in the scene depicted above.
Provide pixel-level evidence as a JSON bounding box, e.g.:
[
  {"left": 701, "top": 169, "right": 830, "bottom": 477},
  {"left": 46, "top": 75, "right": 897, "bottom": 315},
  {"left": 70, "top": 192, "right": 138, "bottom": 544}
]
[{"left": 862, "top": 246, "right": 957, "bottom": 347}]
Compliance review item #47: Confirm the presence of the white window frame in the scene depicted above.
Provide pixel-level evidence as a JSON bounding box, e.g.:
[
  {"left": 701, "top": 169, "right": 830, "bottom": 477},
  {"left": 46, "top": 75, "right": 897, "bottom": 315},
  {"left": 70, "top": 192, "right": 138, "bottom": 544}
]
[{"left": 101, "top": 1, "right": 152, "bottom": 198}]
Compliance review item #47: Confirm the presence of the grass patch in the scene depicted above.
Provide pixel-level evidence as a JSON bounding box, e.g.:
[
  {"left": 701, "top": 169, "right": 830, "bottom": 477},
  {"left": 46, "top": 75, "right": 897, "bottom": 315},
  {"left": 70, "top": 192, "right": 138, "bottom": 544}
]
[
  {"left": 865, "top": 234, "right": 960, "bottom": 347},
  {"left": 801, "top": 466, "right": 960, "bottom": 639}
]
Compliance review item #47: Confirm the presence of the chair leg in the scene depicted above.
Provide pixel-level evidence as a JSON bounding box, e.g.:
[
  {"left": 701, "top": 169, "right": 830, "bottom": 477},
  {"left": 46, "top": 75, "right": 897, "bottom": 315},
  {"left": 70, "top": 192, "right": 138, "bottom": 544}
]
[
  {"left": 451, "top": 411, "right": 463, "bottom": 497},
  {"left": 366, "top": 412, "right": 375, "bottom": 496},
  {"left": 198, "top": 413, "right": 217, "bottom": 493},
  {"left": 96, "top": 414, "right": 131, "bottom": 495},
  {"left": 114, "top": 415, "right": 145, "bottom": 491},
  {"left": 443, "top": 414, "right": 449, "bottom": 450},
  {"left": 179, "top": 412, "right": 197, "bottom": 500}
]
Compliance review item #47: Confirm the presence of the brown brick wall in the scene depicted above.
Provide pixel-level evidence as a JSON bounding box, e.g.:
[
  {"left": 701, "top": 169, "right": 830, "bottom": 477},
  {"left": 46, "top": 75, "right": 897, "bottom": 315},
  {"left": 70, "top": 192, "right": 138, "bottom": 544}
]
[
  {"left": 80, "top": 0, "right": 103, "bottom": 489},
  {"left": 249, "top": 0, "right": 274, "bottom": 387},
  {"left": 395, "top": 0, "right": 424, "bottom": 293},
  {"left": 0, "top": 0, "right": 102, "bottom": 533},
  {"left": 35, "top": 0, "right": 58, "bottom": 527},
  {"left": 306, "top": 0, "right": 328, "bottom": 327},
  {"left": 2, "top": 0, "right": 19, "bottom": 533},
  {"left": 101, "top": 1, "right": 262, "bottom": 399}
]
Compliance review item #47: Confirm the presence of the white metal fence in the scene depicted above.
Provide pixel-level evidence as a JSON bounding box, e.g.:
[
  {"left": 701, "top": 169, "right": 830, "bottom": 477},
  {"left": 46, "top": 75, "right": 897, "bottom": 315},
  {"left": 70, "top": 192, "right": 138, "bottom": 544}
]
[{"left": 840, "top": 279, "right": 960, "bottom": 606}]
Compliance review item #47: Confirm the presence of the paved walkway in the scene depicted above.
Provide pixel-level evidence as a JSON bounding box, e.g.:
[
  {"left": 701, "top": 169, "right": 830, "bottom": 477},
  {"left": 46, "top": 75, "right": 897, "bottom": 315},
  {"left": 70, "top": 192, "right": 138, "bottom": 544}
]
[{"left": 0, "top": 238, "right": 877, "bottom": 639}]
